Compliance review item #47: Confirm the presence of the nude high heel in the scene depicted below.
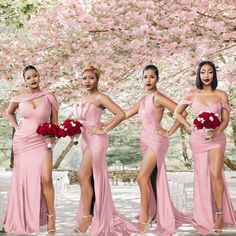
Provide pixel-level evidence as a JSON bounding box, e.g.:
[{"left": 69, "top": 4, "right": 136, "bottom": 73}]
[
  {"left": 213, "top": 210, "right": 223, "bottom": 235},
  {"left": 74, "top": 215, "right": 92, "bottom": 235}
]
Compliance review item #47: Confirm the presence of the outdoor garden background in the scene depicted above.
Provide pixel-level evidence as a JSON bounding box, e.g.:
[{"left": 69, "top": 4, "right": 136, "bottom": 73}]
[
  {"left": 0, "top": 0, "right": 235, "bottom": 175},
  {"left": 0, "top": 1, "right": 236, "bottom": 235}
]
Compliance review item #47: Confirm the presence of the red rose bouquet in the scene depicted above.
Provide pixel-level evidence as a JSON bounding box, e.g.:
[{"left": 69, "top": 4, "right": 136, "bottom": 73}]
[
  {"left": 193, "top": 111, "right": 221, "bottom": 140},
  {"left": 36, "top": 122, "right": 59, "bottom": 149},
  {"left": 57, "top": 119, "right": 82, "bottom": 144},
  {"left": 193, "top": 112, "right": 221, "bottom": 130}
]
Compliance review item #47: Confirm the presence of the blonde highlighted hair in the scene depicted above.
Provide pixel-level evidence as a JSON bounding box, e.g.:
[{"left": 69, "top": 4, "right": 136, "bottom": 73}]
[{"left": 82, "top": 64, "right": 100, "bottom": 79}]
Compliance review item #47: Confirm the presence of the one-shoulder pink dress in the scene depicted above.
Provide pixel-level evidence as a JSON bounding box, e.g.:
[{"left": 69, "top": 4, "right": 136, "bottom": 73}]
[
  {"left": 73, "top": 100, "right": 137, "bottom": 236},
  {"left": 180, "top": 99, "right": 236, "bottom": 235},
  {"left": 2, "top": 91, "right": 59, "bottom": 234}
]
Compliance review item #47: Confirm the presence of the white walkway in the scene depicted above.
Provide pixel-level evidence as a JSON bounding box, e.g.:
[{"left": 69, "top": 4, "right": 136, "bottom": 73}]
[{"left": 1, "top": 171, "right": 236, "bottom": 235}]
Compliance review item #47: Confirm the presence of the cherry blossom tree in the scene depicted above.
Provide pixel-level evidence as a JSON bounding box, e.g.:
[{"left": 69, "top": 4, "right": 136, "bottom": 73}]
[
  {"left": 0, "top": 0, "right": 235, "bottom": 169},
  {"left": 0, "top": 0, "right": 235, "bottom": 106}
]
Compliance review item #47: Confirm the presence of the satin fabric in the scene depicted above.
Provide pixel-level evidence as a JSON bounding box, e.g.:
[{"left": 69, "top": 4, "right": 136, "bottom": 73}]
[
  {"left": 2, "top": 91, "right": 58, "bottom": 234},
  {"left": 73, "top": 100, "right": 137, "bottom": 236},
  {"left": 180, "top": 99, "right": 236, "bottom": 235},
  {"left": 138, "top": 93, "right": 190, "bottom": 236}
]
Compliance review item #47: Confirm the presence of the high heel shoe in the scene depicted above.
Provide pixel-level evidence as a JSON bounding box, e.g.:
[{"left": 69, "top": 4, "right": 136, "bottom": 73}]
[
  {"left": 74, "top": 215, "right": 92, "bottom": 235},
  {"left": 213, "top": 210, "right": 223, "bottom": 235},
  {"left": 139, "top": 216, "right": 152, "bottom": 234},
  {"left": 47, "top": 213, "right": 56, "bottom": 235}
]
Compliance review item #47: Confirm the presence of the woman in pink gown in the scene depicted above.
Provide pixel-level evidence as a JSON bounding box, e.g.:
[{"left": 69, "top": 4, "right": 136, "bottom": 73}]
[
  {"left": 124, "top": 65, "right": 190, "bottom": 235},
  {"left": 2, "top": 65, "right": 59, "bottom": 234},
  {"left": 73, "top": 65, "right": 137, "bottom": 235},
  {"left": 175, "top": 61, "right": 236, "bottom": 235}
]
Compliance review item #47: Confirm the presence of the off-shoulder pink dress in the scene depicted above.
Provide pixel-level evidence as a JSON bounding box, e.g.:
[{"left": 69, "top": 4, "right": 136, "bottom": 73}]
[{"left": 180, "top": 99, "right": 236, "bottom": 235}]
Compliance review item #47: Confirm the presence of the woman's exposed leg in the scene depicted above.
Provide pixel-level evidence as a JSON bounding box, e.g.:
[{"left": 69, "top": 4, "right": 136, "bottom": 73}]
[
  {"left": 75, "top": 149, "right": 93, "bottom": 233},
  {"left": 136, "top": 148, "right": 157, "bottom": 232},
  {"left": 209, "top": 148, "right": 225, "bottom": 231},
  {"left": 41, "top": 150, "right": 55, "bottom": 233}
]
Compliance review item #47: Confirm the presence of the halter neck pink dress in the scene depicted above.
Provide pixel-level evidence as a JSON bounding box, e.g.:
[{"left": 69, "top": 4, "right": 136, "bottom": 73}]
[
  {"left": 180, "top": 99, "right": 236, "bottom": 235},
  {"left": 73, "top": 100, "right": 137, "bottom": 236},
  {"left": 138, "top": 93, "right": 190, "bottom": 236},
  {"left": 2, "top": 91, "right": 59, "bottom": 234}
]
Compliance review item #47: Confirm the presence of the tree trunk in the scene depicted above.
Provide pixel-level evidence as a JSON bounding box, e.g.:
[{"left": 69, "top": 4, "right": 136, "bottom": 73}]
[
  {"left": 224, "top": 86, "right": 236, "bottom": 170},
  {"left": 10, "top": 127, "right": 15, "bottom": 168},
  {"left": 53, "top": 140, "right": 74, "bottom": 169},
  {"left": 232, "top": 122, "right": 236, "bottom": 147},
  {"left": 166, "top": 112, "right": 192, "bottom": 169},
  {"left": 224, "top": 157, "right": 236, "bottom": 170},
  {"left": 180, "top": 126, "right": 192, "bottom": 169},
  {"left": 223, "top": 121, "right": 236, "bottom": 170}
]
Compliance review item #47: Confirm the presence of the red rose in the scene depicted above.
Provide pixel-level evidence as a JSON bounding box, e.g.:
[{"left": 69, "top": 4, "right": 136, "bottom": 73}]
[
  {"left": 67, "top": 129, "right": 75, "bottom": 136},
  {"left": 36, "top": 125, "right": 42, "bottom": 134},
  {"left": 193, "top": 112, "right": 221, "bottom": 130},
  {"left": 57, "top": 128, "right": 66, "bottom": 138},
  {"left": 36, "top": 122, "right": 59, "bottom": 137},
  {"left": 58, "top": 119, "right": 82, "bottom": 138}
]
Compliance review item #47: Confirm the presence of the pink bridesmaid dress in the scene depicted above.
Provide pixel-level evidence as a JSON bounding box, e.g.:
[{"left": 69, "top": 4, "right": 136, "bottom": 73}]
[
  {"left": 138, "top": 93, "right": 190, "bottom": 236},
  {"left": 73, "top": 100, "right": 137, "bottom": 236},
  {"left": 180, "top": 99, "right": 236, "bottom": 235},
  {"left": 2, "top": 91, "right": 59, "bottom": 234}
]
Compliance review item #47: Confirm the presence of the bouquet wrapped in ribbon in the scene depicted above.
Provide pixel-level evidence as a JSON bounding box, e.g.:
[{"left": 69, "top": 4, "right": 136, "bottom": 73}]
[
  {"left": 57, "top": 119, "right": 82, "bottom": 144},
  {"left": 193, "top": 111, "right": 221, "bottom": 140},
  {"left": 36, "top": 122, "right": 59, "bottom": 149}
]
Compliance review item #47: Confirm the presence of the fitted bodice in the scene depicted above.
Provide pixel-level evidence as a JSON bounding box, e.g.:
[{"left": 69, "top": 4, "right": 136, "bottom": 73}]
[
  {"left": 11, "top": 91, "right": 59, "bottom": 125},
  {"left": 18, "top": 97, "right": 52, "bottom": 124},
  {"left": 73, "top": 100, "right": 105, "bottom": 126},
  {"left": 138, "top": 93, "right": 163, "bottom": 130},
  {"left": 180, "top": 99, "right": 231, "bottom": 121},
  {"left": 10, "top": 91, "right": 59, "bottom": 153}
]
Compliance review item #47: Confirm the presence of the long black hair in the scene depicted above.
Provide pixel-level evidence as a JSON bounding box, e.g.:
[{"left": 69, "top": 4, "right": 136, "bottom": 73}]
[{"left": 196, "top": 61, "right": 217, "bottom": 90}]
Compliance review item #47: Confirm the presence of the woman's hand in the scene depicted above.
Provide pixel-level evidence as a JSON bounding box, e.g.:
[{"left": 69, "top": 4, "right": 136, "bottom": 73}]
[
  {"left": 46, "top": 137, "right": 56, "bottom": 144},
  {"left": 205, "top": 129, "right": 220, "bottom": 141},
  {"left": 70, "top": 134, "right": 80, "bottom": 144},
  {"left": 155, "top": 127, "right": 170, "bottom": 137},
  {"left": 89, "top": 125, "right": 107, "bottom": 135},
  {"left": 100, "top": 122, "right": 108, "bottom": 129},
  {"left": 14, "top": 125, "right": 21, "bottom": 130},
  {"left": 70, "top": 134, "right": 80, "bottom": 141},
  {"left": 184, "top": 124, "right": 195, "bottom": 134}
]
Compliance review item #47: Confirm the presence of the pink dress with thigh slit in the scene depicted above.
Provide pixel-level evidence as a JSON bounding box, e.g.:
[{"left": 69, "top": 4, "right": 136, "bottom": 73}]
[
  {"left": 138, "top": 93, "right": 190, "bottom": 236},
  {"left": 73, "top": 100, "right": 137, "bottom": 236},
  {"left": 2, "top": 91, "right": 58, "bottom": 234},
  {"left": 180, "top": 99, "right": 236, "bottom": 235}
]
